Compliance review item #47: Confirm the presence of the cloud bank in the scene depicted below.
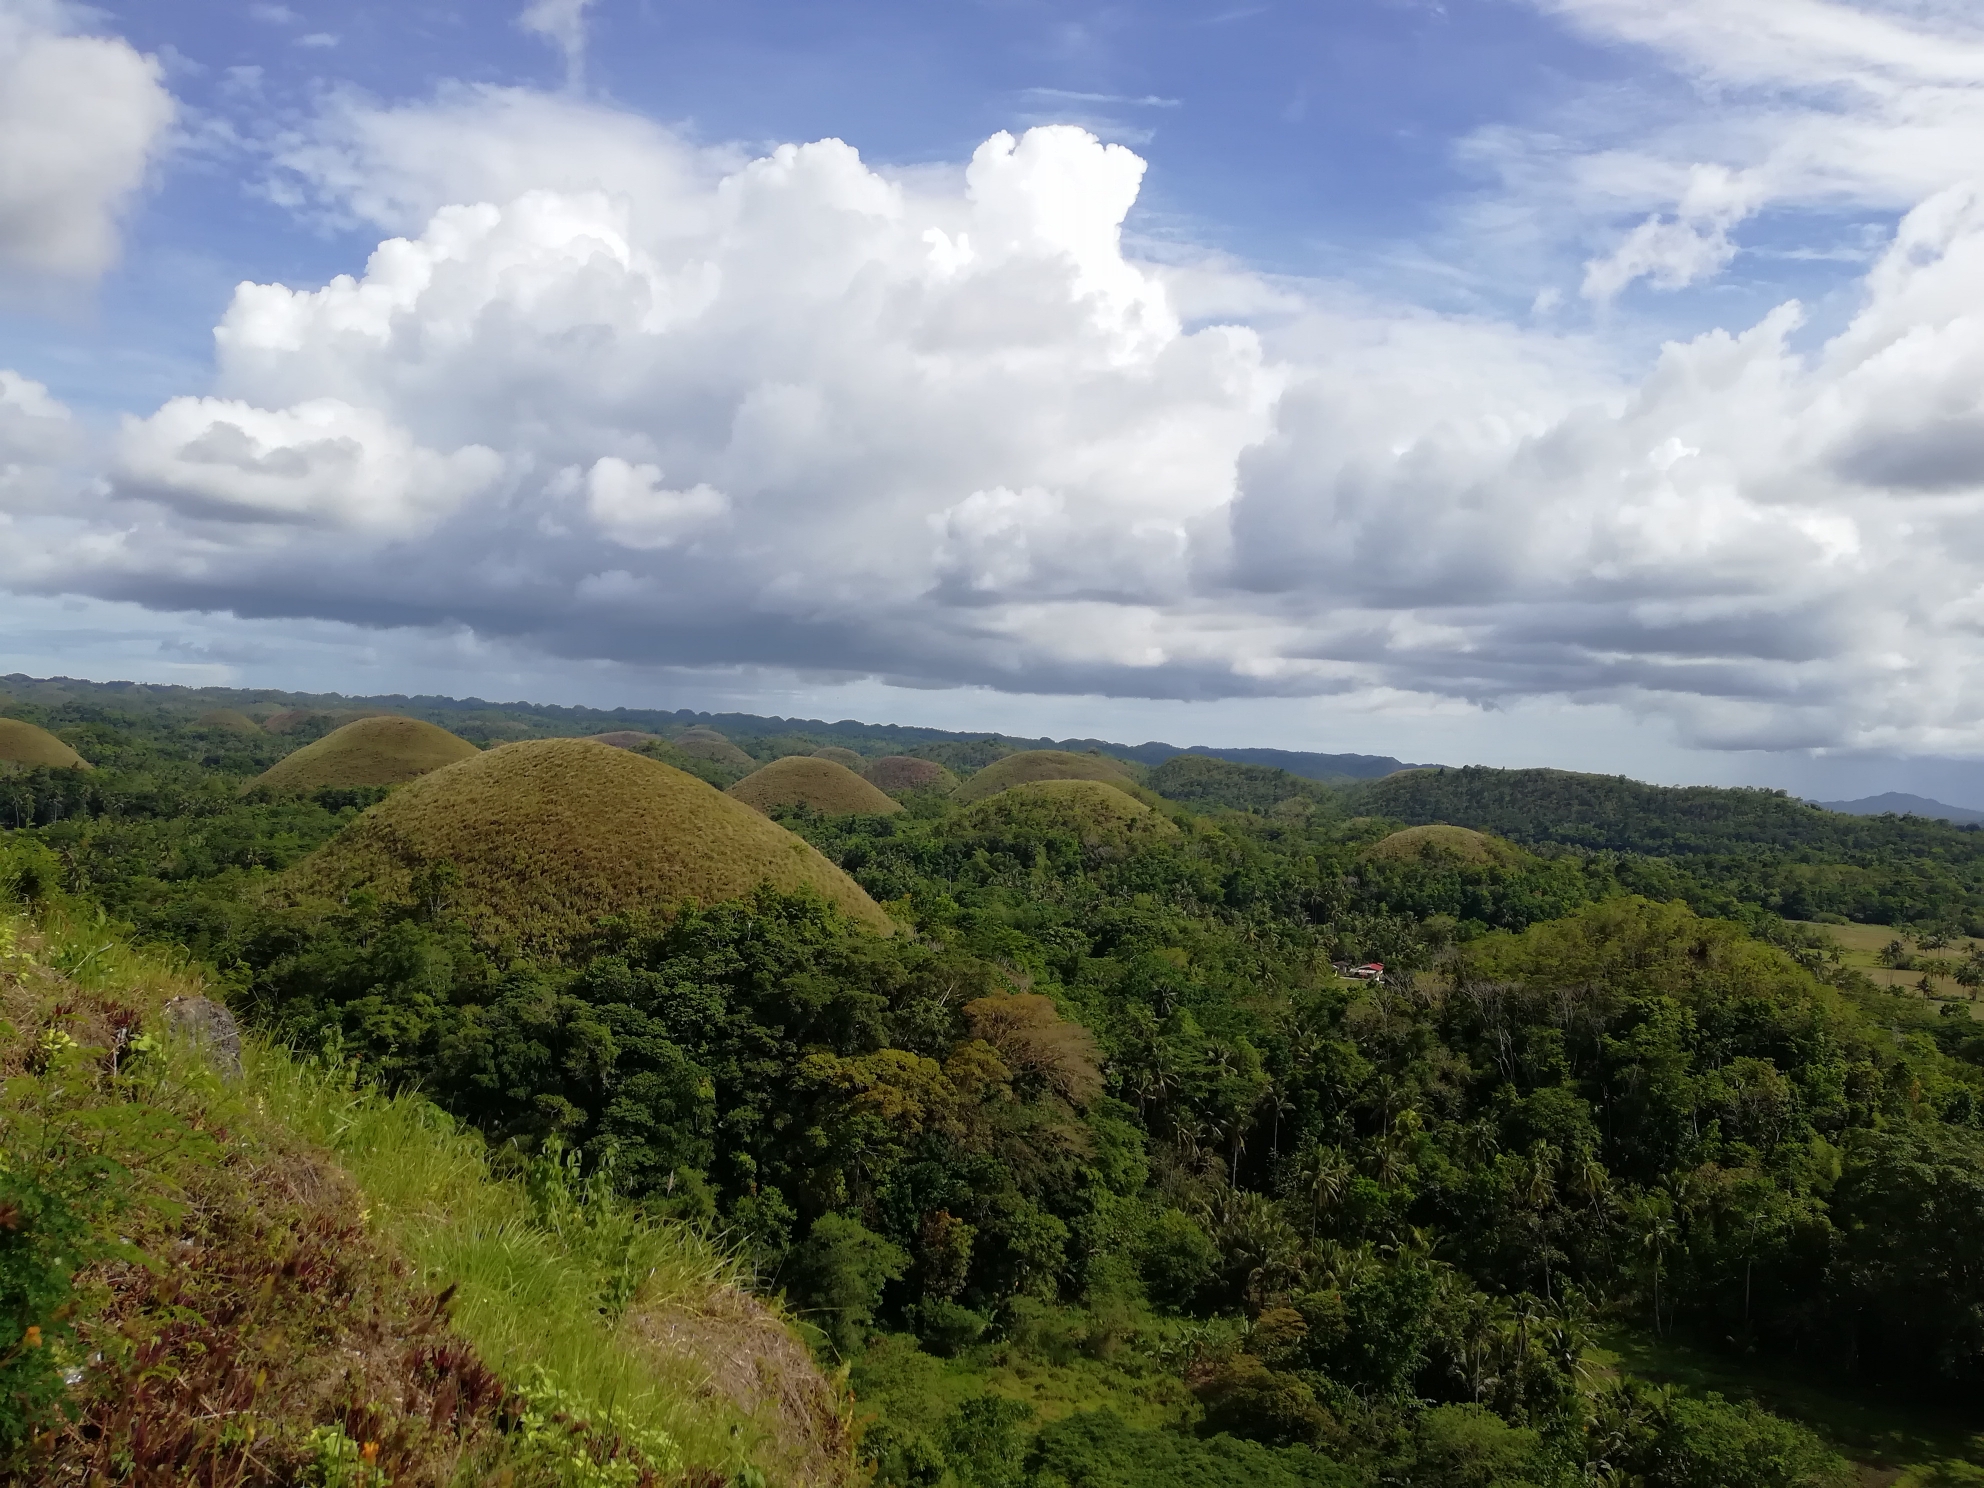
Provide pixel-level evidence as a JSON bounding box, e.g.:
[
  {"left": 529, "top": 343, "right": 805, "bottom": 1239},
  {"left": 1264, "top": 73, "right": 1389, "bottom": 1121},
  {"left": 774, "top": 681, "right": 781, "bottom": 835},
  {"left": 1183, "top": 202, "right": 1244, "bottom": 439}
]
[{"left": 10, "top": 2, "right": 1984, "bottom": 756}]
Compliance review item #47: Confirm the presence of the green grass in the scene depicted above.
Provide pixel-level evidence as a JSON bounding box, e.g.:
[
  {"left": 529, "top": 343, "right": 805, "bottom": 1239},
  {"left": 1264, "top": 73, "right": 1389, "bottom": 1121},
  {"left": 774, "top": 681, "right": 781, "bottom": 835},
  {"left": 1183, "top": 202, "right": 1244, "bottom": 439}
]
[
  {"left": 730, "top": 756, "right": 904, "bottom": 816},
  {"left": 1790, "top": 920, "right": 1984, "bottom": 1010},
  {"left": 285, "top": 737, "right": 895, "bottom": 942},
  {"left": 1595, "top": 1327, "right": 1984, "bottom": 1486},
  {"left": 952, "top": 750, "right": 1143, "bottom": 804},
  {"left": 251, "top": 714, "right": 481, "bottom": 791},
  {"left": 811, "top": 747, "right": 865, "bottom": 769},
  {"left": 0, "top": 716, "right": 88, "bottom": 770},
  {"left": 249, "top": 1049, "right": 755, "bottom": 1468}
]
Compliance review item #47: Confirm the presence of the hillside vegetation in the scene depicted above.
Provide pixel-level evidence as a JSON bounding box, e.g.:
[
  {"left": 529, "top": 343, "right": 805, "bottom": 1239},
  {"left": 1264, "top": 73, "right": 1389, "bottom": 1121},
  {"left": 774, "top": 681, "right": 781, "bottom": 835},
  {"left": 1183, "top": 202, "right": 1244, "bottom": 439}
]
[
  {"left": 730, "top": 756, "right": 903, "bottom": 816},
  {"left": 283, "top": 737, "right": 895, "bottom": 942},
  {"left": 9, "top": 688, "right": 1984, "bottom": 1487},
  {"left": 197, "top": 708, "right": 262, "bottom": 734},
  {"left": 250, "top": 715, "right": 480, "bottom": 792},
  {"left": 0, "top": 892, "right": 851, "bottom": 1485}
]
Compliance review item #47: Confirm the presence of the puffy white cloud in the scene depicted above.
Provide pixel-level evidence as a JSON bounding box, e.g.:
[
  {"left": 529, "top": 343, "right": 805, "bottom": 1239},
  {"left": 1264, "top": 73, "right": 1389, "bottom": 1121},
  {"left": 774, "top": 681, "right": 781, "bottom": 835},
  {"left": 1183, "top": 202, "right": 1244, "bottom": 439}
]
[
  {"left": 27, "top": 26, "right": 1984, "bottom": 756},
  {"left": 579, "top": 458, "right": 728, "bottom": 549},
  {"left": 0, "top": 0, "right": 174, "bottom": 281},
  {"left": 115, "top": 397, "right": 502, "bottom": 533}
]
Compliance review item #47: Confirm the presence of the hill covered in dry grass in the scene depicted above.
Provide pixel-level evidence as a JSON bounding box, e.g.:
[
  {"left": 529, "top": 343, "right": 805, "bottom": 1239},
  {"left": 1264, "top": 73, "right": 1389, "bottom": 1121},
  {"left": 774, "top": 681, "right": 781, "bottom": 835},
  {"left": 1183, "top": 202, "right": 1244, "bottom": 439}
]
[
  {"left": 730, "top": 757, "right": 902, "bottom": 817},
  {"left": 947, "top": 779, "right": 1180, "bottom": 851},
  {"left": 1364, "top": 823, "right": 1522, "bottom": 866},
  {"left": 0, "top": 717, "right": 87, "bottom": 771},
  {"left": 284, "top": 738, "right": 893, "bottom": 944},
  {"left": 951, "top": 748, "right": 1141, "bottom": 804},
  {"left": 862, "top": 756, "right": 958, "bottom": 794},
  {"left": 251, "top": 716, "right": 480, "bottom": 792}
]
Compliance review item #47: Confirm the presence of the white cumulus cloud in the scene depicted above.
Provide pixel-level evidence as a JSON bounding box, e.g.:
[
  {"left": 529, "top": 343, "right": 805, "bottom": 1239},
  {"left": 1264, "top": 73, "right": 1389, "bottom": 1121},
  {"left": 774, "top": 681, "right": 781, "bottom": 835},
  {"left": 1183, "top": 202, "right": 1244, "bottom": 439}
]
[
  {"left": 116, "top": 397, "right": 501, "bottom": 533},
  {"left": 0, "top": 0, "right": 174, "bottom": 282}
]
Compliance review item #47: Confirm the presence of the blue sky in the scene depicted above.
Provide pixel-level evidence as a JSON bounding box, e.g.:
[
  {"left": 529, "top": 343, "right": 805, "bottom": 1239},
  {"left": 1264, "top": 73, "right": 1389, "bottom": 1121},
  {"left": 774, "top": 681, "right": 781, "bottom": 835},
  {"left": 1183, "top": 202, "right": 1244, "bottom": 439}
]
[{"left": 7, "top": 0, "right": 1984, "bottom": 800}]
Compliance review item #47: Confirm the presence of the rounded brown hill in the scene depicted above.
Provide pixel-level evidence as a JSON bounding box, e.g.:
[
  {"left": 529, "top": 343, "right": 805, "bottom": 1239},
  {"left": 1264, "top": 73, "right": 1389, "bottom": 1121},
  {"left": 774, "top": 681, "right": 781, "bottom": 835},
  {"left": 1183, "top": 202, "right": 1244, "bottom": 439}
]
[
  {"left": 251, "top": 716, "right": 480, "bottom": 792},
  {"left": 0, "top": 718, "right": 88, "bottom": 771},
  {"left": 198, "top": 708, "right": 263, "bottom": 734},
  {"left": 1364, "top": 824, "right": 1522, "bottom": 866},
  {"left": 864, "top": 756, "right": 958, "bottom": 794},
  {"left": 952, "top": 749, "right": 1142, "bottom": 805},
  {"left": 673, "top": 727, "right": 754, "bottom": 768},
  {"left": 283, "top": 739, "right": 892, "bottom": 943},
  {"left": 730, "top": 756, "right": 903, "bottom": 816},
  {"left": 588, "top": 730, "right": 661, "bottom": 749},
  {"left": 811, "top": 746, "right": 865, "bottom": 769},
  {"left": 949, "top": 779, "right": 1178, "bottom": 847}
]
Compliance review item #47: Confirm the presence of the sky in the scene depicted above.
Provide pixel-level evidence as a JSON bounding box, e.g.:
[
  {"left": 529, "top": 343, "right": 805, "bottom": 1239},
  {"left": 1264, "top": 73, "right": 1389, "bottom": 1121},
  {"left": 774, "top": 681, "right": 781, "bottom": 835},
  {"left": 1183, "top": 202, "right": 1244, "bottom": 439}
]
[{"left": 6, "top": 0, "right": 1984, "bottom": 801}]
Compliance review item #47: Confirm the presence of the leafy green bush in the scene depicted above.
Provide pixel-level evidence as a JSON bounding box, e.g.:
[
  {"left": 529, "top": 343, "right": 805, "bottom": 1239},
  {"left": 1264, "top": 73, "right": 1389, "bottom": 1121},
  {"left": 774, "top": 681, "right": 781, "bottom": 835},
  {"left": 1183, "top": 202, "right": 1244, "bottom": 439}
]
[{"left": 0, "top": 1171, "right": 86, "bottom": 1452}]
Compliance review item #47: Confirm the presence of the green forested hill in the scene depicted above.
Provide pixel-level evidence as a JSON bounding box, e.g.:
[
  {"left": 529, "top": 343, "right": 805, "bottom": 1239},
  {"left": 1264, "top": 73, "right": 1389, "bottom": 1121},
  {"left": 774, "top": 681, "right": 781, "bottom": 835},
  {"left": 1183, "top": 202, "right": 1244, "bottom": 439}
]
[{"left": 1353, "top": 765, "right": 1984, "bottom": 928}]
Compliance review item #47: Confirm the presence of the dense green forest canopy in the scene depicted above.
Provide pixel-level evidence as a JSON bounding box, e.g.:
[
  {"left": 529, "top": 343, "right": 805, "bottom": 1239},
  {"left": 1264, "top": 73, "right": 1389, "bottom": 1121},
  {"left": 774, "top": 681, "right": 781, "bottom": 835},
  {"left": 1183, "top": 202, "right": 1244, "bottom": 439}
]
[
  {"left": 5, "top": 682, "right": 1984, "bottom": 1488},
  {"left": 1353, "top": 766, "right": 1984, "bottom": 930}
]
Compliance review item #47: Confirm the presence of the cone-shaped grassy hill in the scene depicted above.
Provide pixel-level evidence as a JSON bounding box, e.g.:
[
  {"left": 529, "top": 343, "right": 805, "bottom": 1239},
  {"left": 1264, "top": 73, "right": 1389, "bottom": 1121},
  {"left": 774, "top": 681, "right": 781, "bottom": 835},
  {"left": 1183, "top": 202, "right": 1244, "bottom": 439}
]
[
  {"left": 952, "top": 749, "right": 1141, "bottom": 804},
  {"left": 811, "top": 746, "right": 865, "bottom": 770},
  {"left": 0, "top": 718, "right": 88, "bottom": 771},
  {"left": 250, "top": 716, "right": 480, "bottom": 793},
  {"left": 730, "top": 756, "right": 903, "bottom": 816},
  {"left": 198, "top": 709, "right": 263, "bottom": 734},
  {"left": 1364, "top": 824, "right": 1521, "bottom": 866},
  {"left": 864, "top": 756, "right": 958, "bottom": 794},
  {"left": 948, "top": 780, "right": 1179, "bottom": 848},
  {"left": 674, "top": 727, "right": 754, "bottom": 768},
  {"left": 589, "top": 730, "right": 661, "bottom": 749},
  {"left": 284, "top": 739, "right": 891, "bottom": 944}
]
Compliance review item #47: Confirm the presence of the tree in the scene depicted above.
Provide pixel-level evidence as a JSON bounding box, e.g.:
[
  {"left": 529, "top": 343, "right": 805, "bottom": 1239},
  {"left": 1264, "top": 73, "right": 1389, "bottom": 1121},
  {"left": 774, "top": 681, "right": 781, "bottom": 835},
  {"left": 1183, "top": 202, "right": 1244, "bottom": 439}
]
[{"left": 794, "top": 1214, "right": 908, "bottom": 1357}]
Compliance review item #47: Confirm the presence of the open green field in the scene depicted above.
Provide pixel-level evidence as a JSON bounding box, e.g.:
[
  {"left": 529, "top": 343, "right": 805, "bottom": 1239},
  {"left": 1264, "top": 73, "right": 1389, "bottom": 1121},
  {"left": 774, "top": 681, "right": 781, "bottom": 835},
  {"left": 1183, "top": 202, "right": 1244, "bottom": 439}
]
[
  {"left": 1792, "top": 920, "right": 1984, "bottom": 1013},
  {"left": 1598, "top": 1329, "right": 1984, "bottom": 1487}
]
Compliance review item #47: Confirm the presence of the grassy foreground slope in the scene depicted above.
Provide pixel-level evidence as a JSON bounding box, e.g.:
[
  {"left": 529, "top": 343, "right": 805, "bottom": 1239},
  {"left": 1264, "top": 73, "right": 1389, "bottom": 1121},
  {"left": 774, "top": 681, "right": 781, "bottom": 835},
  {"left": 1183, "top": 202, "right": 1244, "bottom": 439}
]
[
  {"left": 284, "top": 738, "right": 894, "bottom": 942},
  {"left": 0, "top": 892, "right": 853, "bottom": 1486}
]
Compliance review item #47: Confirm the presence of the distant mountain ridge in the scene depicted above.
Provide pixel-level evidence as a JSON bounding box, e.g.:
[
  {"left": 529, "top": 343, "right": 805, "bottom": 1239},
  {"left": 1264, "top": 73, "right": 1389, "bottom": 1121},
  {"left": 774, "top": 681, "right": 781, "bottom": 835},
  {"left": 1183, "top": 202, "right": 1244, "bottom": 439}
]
[
  {"left": 1812, "top": 791, "right": 1984, "bottom": 825},
  {"left": 0, "top": 673, "right": 1433, "bottom": 782}
]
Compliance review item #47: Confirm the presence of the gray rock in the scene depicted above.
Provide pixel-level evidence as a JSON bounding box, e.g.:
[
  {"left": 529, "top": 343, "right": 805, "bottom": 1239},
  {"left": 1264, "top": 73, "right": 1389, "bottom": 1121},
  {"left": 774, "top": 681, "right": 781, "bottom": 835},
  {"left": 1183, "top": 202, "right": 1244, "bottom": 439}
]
[{"left": 161, "top": 995, "right": 241, "bottom": 1077}]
